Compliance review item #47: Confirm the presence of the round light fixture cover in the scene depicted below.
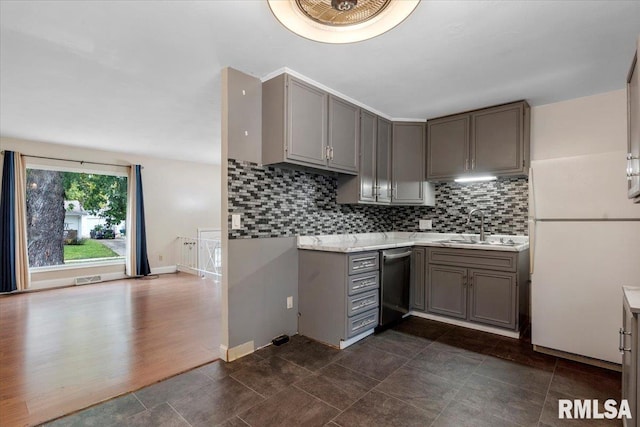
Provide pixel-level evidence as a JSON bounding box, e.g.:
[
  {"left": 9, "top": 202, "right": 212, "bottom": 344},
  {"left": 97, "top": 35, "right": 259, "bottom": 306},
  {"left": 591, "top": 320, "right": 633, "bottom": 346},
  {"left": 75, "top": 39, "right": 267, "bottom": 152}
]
[{"left": 268, "top": 0, "right": 420, "bottom": 44}]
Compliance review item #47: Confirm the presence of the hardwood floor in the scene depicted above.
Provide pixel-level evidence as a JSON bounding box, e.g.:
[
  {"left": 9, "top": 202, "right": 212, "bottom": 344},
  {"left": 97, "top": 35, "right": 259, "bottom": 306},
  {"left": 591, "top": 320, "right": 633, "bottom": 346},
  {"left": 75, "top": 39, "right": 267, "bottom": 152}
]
[{"left": 0, "top": 273, "right": 221, "bottom": 427}]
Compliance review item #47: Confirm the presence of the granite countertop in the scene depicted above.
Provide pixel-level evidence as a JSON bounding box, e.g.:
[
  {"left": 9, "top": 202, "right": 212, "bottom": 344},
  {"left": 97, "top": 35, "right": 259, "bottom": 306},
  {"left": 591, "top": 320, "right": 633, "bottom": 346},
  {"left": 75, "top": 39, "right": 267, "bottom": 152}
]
[
  {"left": 297, "top": 232, "right": 529, "bottom": 253},
  {"left": 623, "top": 286, "right": 640, "bottom": 314}
]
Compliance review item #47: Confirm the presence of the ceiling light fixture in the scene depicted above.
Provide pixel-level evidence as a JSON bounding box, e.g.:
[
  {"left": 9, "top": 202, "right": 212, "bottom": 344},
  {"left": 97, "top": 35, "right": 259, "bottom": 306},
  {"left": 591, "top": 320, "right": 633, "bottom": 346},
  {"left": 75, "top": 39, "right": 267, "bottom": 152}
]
[
  {"left": 268, "top": 0, "right": 420, "bottom": 44},
  {"left": 454, "top": 176, "right": 498, "bottom": 183}
]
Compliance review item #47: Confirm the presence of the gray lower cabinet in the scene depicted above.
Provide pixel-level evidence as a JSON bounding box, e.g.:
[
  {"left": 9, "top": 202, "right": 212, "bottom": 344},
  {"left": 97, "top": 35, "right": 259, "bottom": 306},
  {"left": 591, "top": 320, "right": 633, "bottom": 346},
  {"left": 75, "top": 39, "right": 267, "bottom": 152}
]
[
  {"left": 299, "top": 250, "right": 380, "bottom": 347},
  {"left": 392, "top": 122, "right": 435, "bottom": 205},
  {"left": 426, "top": 101, "right": 530, "bottom": 181},
  {"left": 468, "top": 268, "right": 517, "bottom": 329},
  {"left": 410, "top": 248, "right": 426, "bottom": 311},
  {"left": 627, "top": 38, "right": 640, "bottom": 201},
  {"left": 427, "top": 264, "right": 467, "bottom": 319},
  {"left": 262, "top": 73, "right": 358, "bottom": 175},
  {"left": 622, "top": 291, "right": 639, "bottom": 427},
  {"left": 423, "top": 247, "right": 529, "bottom": 331}
]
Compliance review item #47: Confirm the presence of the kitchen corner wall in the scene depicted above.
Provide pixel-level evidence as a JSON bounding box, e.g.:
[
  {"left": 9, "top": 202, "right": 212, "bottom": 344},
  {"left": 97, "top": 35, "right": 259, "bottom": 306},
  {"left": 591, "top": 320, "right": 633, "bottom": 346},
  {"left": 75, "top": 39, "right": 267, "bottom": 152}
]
[{"left": 228, "top": 158, "right": 528, "bottom": 238}]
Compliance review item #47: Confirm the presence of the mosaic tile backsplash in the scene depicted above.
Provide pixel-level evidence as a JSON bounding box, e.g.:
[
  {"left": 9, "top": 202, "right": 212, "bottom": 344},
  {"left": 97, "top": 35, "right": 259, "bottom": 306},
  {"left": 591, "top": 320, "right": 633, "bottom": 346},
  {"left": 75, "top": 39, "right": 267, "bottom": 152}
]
[{"left": 228, "top": 159, "right": 528, "bottom": 239}]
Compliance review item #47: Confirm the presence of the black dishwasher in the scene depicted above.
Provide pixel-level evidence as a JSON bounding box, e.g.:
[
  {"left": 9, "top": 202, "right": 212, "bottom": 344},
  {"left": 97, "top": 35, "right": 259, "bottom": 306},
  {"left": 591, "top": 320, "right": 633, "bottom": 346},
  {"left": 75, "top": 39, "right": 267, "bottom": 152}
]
[{"left": 377, "top": 248, "right": 412, "bottom": 331}]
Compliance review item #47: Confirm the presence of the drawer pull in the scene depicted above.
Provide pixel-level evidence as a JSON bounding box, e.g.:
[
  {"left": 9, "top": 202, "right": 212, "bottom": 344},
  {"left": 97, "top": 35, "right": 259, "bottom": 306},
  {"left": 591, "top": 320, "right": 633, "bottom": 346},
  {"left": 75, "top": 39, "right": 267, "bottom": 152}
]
[
  {"left": 353, "top": 300, "right": 376, "bottom": 310},
  {"left": 352, "top": 256, "right": 376, "bottom": 263},
  {"left": 619, "top": 328, "right": 632, "bottom": 353},
  {"left": 353, "top": 318, "right": 376, "bottom": 331},
  {"left": 353, "top": 281, "right": 376, "bottom": 290}
]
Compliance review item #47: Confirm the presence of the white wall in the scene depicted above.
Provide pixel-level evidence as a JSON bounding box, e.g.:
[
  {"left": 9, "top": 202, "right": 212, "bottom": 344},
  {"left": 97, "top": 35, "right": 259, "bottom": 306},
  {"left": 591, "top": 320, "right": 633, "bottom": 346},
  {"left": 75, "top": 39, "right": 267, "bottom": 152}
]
[
  {"left": 531, "top": 89, "right": 627, "bottom": 160},
  {"left": 0, "top": 137, "right": 221, "bottom": 286}
]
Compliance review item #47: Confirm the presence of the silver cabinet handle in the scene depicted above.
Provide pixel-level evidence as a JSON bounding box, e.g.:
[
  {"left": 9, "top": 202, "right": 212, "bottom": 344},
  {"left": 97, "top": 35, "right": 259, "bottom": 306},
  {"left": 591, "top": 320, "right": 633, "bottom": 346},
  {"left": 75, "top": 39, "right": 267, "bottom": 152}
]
[
  {"left": 329, "top": 146, "right": 334, "bottom": 160},
  {"left": 353, "top": 300, "right": 376, "bottom": 310},
  {"left": 465, "top": 159, "right": 469, "bottom": 170},
  {"left": 324, "top": 146, "right": 330, "bottom": 160},
  {"left": 619, "top": 328, "right": 632, "bottom": 353},
  {"left": 353, "top": 318, "right": 376, "bottom": 331},
  {"left": 353, "top": 280, "right": 376, "bottom": 289},
  {"left": 352, "top": 256, "right": 376, "bottom": 263},
  {"left": 471, "top": 158, "right": 475, "bottom": 170}
]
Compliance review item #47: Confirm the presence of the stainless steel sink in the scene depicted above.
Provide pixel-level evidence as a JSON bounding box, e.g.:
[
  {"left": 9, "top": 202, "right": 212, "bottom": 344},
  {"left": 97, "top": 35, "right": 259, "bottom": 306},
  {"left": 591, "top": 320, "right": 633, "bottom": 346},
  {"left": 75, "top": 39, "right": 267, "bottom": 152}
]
[{"left": 435, "top": 239, "right": 517, "bottom": 247}]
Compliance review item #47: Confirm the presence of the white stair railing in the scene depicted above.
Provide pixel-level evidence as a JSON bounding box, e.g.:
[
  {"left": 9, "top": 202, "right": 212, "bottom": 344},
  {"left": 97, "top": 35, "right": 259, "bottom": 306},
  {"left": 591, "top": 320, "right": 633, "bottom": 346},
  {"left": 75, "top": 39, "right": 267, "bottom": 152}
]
[{"left": 176, "top": 236, "right": 222, "bottom": 278}]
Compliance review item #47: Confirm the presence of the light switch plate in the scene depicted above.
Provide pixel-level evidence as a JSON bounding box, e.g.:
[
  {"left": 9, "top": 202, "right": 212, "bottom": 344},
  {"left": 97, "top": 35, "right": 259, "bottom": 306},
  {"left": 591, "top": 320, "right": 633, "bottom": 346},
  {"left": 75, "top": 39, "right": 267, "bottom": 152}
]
[
  {"left": 419, "top": 219, "right": 433, "bottom": 230},
  {"left": 231, "top": 214, "right": 241, "bottom": 230},
  {"left": 287, "top": 296, "right": 293, "bottom": 309}
]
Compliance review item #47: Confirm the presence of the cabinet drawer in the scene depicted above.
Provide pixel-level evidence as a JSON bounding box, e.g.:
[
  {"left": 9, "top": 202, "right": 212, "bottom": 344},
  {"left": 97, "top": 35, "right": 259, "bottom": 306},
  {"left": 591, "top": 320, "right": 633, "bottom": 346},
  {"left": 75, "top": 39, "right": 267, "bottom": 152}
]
[
  {"left": 346, "top": 308, "right": 378, "bottom": 338},
  {"left": 348, "top": 252, "right": 379, "bottom": 275},
  {"left": 428, "top": 248, "right": 517, "bottom": 272},
  {"left": 348, "top": 272, "right": 379, "bottom": 295},
  {"left": 347, "top": 290, "right": 379, "bottom": 317}
]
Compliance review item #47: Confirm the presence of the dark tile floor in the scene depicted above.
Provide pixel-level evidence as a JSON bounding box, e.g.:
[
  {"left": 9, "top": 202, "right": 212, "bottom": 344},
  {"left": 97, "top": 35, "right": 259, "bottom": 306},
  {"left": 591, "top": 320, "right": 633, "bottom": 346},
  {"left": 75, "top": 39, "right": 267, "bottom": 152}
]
[{"left": 43, "top": 317, "right": 623, "bottom": 427}]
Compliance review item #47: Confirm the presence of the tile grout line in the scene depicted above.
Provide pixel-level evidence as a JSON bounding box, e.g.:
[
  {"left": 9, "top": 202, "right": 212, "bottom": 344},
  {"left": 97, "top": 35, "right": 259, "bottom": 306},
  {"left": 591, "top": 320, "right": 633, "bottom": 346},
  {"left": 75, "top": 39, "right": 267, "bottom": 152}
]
[
  {"left": 226, "top": 374, "right": 268, "bottom": 401},
  {"left": 166, "top": 401, "right": 195, "bottom": 427},
  {"left": 537, "top": 357, "right": 559, "bottom": 425},
  {"left": 291, "top": 383, "right": 343, "bottom": 412},
  {"left": 131, "top": 392, "right": 147, "bottom": 411}
]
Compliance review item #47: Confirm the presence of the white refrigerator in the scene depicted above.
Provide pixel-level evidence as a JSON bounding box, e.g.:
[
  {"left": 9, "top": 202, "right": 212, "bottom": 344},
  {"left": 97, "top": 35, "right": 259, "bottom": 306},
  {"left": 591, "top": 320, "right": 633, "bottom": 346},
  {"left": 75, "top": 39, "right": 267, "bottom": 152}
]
[{"left": 530, "top": 150, "right": 640, "bottom": 364}]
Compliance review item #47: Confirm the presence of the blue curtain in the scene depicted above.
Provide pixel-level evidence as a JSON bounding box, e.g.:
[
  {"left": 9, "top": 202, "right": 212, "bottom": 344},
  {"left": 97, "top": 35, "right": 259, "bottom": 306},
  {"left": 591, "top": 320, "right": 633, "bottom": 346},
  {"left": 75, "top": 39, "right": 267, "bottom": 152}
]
[
  {"left": 135, "top": 165, "right": 151, "bottom": 276},
  {"left": 0, "top": 151, "right": 17, "bottom": 292}
]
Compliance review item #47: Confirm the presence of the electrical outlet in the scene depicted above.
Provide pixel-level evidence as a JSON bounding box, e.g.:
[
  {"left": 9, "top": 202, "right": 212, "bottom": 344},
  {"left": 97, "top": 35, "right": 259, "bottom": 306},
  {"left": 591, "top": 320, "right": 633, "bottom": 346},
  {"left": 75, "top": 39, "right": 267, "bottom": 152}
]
[
  {"left": 287, "top": 296, "right": 293, "bottom": 309},
  {"left": 419, "top": 219, "right": 433, "bottom": 230},
  {"left": 231, "top": 214, "right": 241, "bottom": 230}
]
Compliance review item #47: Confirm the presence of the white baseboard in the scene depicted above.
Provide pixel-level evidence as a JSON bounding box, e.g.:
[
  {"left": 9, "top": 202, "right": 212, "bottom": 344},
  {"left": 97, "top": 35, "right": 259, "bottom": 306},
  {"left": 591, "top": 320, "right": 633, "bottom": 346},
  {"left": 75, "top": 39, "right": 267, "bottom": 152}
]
[
  {"left": 340, "top": 329, "right": 375, "bottom": 349},
  {"left": 219, "top": 345, "right": 229, "bottom": 362},
  {"left": 227, "top": 341, "right": 255, "bottom": 362},
  {"left": 151, "top": 265, "right": 177, "bottom": 275},
  {"left": 410, "top": 311, "right": 521, "bottom": 339}
]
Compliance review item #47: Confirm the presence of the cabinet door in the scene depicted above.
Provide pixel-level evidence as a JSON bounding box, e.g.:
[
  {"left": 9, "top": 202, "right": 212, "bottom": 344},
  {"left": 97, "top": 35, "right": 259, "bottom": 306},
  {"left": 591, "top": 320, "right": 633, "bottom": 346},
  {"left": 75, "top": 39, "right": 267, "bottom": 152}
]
[
  {"left": 328, "top": 95, "right": 359, "bottom": 174},
  {"left": 427, "top": 114, "right": 469, "bottom": 180},
  {"left": 468, "top": 269, "right": 516, "bottom": 329},
  {"left": 392, "top": 122, "right": 425, "bottom": 204},
  {"left": 359, "top": 110, "right": 377, "bottom": 202},
  {"left": 628, "top": 49, "right": 640, "bottom": 199},
  {"left": 376, "top": 118, "right": 392, "bottom": 203},
  {"left": 471, "top": 103, "right": 524, "bottom": 174},
  {"left": 287, "top": 76, "right": 328, "bottom": 167},
  {"left": 410, "top": 248, "right": 426, "bottom": 311},
  {"left": 622, "top": 300, "right": 637, "bottom": 425},
  {"left": 427, "top": 265, "right": 467, "bottom": 319}
]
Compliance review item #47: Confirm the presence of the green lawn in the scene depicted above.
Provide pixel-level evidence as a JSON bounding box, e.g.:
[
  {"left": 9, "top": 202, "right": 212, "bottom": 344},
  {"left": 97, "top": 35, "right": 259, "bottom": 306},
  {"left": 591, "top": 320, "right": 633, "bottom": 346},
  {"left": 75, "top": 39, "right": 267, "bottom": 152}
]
[{"left": 64, "top": 239, "right": 120, "bottom": 261}]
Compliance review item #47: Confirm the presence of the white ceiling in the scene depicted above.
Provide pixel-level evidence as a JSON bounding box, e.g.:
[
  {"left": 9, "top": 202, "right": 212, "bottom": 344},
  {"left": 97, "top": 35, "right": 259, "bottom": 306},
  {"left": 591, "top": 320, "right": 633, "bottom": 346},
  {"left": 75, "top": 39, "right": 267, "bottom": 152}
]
[{"left": 1, "top": 1, "right": 639, "bottom": 165}]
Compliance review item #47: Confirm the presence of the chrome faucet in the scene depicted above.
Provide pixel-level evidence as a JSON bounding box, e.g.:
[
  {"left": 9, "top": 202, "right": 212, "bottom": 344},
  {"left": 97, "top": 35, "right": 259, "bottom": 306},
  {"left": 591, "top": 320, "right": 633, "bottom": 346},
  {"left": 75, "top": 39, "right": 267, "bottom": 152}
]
[{"left": 467, "top": 208, "right": 487, "bottom": 242}]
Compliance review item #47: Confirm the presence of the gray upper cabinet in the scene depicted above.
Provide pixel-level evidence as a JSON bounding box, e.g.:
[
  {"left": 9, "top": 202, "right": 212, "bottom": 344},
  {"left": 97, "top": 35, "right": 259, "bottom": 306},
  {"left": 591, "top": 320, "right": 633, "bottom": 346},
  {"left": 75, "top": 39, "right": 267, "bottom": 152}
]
[
  {"left": 357, "top": 110, "right": 376, "bottom": 202},
  {"left": 427, "top": 114, "right": 469, "bottom": 179},
  {"left": 328, "top": 95, "right": 359, "bottom": 174},
  {"left": 392, "top": 122, "right": 435, "bottom": 205},
  {"left": 472, "top": 103, "right": 527, "bottom": 175},
  {"left": 376, "top": 118, "right": 392, "bottom": 203},
  {"left": 337, "top": 113, "right": 396, "bottom": 204},
  {"left": 426, "top": 101, "right": 530, "bottom": 181},
  {"left": 262, "top": 73, "right": 357, "bottom": 175},
  {"left": 287, "top": 77, "right": 328, "bottom": 167}
]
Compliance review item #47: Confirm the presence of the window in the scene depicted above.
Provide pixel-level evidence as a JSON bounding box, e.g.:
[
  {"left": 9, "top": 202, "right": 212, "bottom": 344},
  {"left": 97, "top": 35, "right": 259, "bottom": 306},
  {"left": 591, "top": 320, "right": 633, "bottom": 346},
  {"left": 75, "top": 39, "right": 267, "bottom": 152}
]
[{"left": 26, "top": 167, "right": 128, "bottom": 268}]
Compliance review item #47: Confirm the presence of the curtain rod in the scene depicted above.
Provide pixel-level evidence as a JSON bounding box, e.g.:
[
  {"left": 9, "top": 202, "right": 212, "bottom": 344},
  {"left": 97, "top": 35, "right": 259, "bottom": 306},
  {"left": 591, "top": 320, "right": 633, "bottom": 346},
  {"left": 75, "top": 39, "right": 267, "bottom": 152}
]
[{"left": 1, "top": 151, "right": 136, "bottom": 169}]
